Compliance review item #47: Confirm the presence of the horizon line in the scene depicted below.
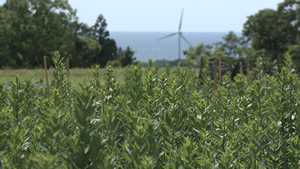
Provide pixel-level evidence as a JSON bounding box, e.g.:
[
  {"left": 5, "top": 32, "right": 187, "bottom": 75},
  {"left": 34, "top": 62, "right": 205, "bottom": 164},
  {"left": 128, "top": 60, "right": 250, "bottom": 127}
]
[{"left": 110, "top": 31, "right": 243, "bottom": 33}]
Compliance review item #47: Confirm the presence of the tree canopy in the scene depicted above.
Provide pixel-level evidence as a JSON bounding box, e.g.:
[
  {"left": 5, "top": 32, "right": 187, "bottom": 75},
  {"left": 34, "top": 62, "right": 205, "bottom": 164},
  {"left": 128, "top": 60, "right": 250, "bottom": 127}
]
[
  {"left": 183, "top": 0, "right": 300, "bottom": 73},
  {"left": 2, "top": 0, "right": 300, "bottom": 71},
  {"left": 0, "top": 0, "right": 80, "bottom": 68},
  {"left": 0, "top": 0, "right": 136, "bottom": 69}
]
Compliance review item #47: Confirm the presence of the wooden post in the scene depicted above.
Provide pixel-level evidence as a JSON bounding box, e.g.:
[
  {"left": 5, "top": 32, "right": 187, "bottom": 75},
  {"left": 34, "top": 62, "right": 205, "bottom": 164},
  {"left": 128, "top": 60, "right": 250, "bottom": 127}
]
[
  {"left": 219, "top": 57, "right": 222, "bottom": 86},
  {"left": 66, "top": 57, "right": 71, "bottom": 114},
  {"left": 66, "top": 57, "right": 70, "bottom": 77},
  {"left": 246, "top": 56, "right": 251, "bottom": 85},
  {"left": 43, "top": 56, "right": 50, "bottom": 97},
  {"left": 214, "top": 60, "right": 217, "bottom": 91},
  {"left": 239, "top": 62, "right": 243, "bottom": 75}
]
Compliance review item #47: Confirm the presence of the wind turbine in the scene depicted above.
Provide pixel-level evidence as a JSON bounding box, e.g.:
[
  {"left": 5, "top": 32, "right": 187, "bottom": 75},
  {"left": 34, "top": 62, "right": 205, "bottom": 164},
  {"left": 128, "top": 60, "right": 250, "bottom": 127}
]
[{"left": 157, "top": 9, "right": 192, "bottom": 60}]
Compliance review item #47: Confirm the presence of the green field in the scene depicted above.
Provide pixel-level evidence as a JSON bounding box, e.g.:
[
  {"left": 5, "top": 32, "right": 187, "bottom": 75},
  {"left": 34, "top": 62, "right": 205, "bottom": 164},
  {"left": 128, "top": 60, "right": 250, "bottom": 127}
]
[
  {"left": 0, "top": 67, "right": 201, "bottom": 86},
  {"left": 0, "top": 53, "right": 299, "bottom": 168},
  {"left": 0, "top": 68, "right": 127, "bottom": 85}
]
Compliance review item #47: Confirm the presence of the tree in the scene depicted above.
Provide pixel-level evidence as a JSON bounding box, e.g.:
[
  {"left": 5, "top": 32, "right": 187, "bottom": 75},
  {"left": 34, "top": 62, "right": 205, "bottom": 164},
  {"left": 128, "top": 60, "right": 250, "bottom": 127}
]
[
  {"left": 0, "top": 1, "right": 34, "bottom": 68},
  {"left": 286, "top": 43, "right": 300, "bottom": 70},
  {"left": 277, "top": 0, "right": 300, "bottom": 34},
  {"left": 220, "top": 31, "right": 245, "bottom": 58},
  {"left": 73, "top": 37, "right": 102, "bottom": 68},
  {"left": 243, "top": 7, "right": 298, "bottom": 65},
  {"left": 278, "top": 0, "right": 300, "bottom": 71},
  {"left": 92, "top": 14, "right": 118, "bottom": 67},
  {"left": 183, "top": 43, "right": 213, "bottom": 59},
  {"left": 120, "top": 46, "right": 136, "bottom": 67},
  {"left": 0, "top": 0, "right": 79, "bottom": 68}
]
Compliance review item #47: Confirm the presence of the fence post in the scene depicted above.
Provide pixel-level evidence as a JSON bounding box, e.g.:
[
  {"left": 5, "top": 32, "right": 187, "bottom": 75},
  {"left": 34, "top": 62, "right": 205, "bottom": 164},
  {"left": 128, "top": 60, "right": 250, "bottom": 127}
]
[
  {"left": 239, "top": 62, "right": 243, "bottom": 75},
  {"left": 246, "top": 55, "right": 251, "bottom": 85},
  {"left": 214, "top": 60, "right": 217, "bottom": 91},
  {"left": 43, "top": 56, "right": 50, "bottom": 97},
  {"left": 219, "top": 57, "right": 222, "bottom": 86},
  {"left": 66, "top": 57, "right": 70, "bottom": 77}
]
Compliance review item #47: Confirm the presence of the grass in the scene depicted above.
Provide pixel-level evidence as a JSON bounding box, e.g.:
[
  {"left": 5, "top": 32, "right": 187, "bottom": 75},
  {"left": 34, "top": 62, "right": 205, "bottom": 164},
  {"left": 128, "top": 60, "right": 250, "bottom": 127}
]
[{"left": 0, "top": 66, "right": 201, "bottom": 86}]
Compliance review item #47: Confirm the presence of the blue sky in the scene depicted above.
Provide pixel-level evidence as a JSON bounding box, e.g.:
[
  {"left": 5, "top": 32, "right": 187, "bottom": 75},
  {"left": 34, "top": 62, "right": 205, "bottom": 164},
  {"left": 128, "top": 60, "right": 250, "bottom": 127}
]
[{"left": 1, "top": 0, "right": 284, "bottom": 32}]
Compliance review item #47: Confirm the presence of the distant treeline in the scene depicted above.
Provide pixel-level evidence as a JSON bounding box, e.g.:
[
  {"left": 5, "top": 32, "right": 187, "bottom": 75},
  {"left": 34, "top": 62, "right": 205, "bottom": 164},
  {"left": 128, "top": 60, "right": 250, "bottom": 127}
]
[
  {"left": 1, "top": 0, "right": 300, "bottom": 73},
  {"left": 182, "top": 1, "right": 300, "bottom": 74},
  {"left": 0, "top": 0, "right": 136, "bottom": 69}
]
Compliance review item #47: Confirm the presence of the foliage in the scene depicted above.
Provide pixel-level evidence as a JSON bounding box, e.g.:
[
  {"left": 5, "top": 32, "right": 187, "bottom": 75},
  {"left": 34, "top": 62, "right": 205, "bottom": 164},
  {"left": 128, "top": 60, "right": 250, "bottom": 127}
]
[
  {"left": 183, "top": 1, "right": 300, "bottom": 75},
  {"left": 183, "top": 31, "right": 248, "bottom": 60},
  {"left": 286, "top": 42, "right": 300, "bottom": 71},
  {"left": 106, "top": 59, "right": 122, "bottom": 68},
  {"left": 183, "top": 43, "right": 213, "bottom": 59},
  {"left": 0, "top": 0, "right": 78, "bottom": 68},
  {"left": 0, "top": 1, "right": 126, "bottom": 69},
  {"left": 141, "top": 59, "right": 181, "bottom": 68},
  {"left": 0, "top": 52, "right": 299, "bottom": 168},
  {"left": 120, "top": 46, "right": 136, "bottom": 67},
  {"left": 243, "top": 1, "right": 300, "bottom": 69},
  {"left": 73, "top": 37, "right": 102, "bottom": 68},
  {"left": 182, "top": 31, "right": 255, "bottom": 72},
  {"left": 92, "top": 14, "right": 118, "bottom": 67},
  {"left": 220, "top": 31, "right": 247, "bottom": 58}
]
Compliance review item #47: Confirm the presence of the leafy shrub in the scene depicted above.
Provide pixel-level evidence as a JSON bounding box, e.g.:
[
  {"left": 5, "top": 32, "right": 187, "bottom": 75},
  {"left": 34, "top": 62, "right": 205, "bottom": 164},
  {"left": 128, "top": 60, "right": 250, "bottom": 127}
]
[
  {"left": 120, "top": 46, "right": 136, "bottom": 67},
  {"left": 0, "top": 52, "right": 299, "bottom": 168},
  {"left": 106, "top": 59, "right": 122, "bottom": 68},
  {"left": 178, "top": 60, "right": 188, "bottom": 67}
]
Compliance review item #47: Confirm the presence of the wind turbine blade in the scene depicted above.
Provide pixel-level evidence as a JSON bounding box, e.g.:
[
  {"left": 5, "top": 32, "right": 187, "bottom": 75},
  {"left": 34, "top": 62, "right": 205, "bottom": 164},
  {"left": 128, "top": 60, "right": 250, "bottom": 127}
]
[
  {"left": 157, "top": 32, "right": 178, "bottom": 41},
  {"left": 180, "top": 34, "right": 192, "bottom": 47},
  {"left": 178, "top": 8, "right": 184, "bottom": 32}
]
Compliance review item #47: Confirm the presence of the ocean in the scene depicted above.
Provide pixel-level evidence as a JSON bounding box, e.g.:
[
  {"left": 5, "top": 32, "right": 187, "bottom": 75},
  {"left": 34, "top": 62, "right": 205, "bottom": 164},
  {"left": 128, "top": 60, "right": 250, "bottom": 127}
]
[{"left": 109, "top": 32, "right": 242, "bottom": 62}]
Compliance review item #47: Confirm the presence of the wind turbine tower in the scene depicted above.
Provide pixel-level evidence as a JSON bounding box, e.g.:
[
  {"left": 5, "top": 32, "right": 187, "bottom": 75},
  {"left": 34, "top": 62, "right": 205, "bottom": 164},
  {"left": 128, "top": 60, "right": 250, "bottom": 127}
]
[{"left": 157, "top": 9, "right": 192, "bottom": 60}]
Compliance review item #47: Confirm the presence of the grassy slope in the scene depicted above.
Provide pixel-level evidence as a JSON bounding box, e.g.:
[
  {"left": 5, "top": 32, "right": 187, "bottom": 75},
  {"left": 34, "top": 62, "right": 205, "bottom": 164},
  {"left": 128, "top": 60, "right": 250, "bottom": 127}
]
[{"left": 0, "top": 67, "right": 200, "bottom": 86}]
